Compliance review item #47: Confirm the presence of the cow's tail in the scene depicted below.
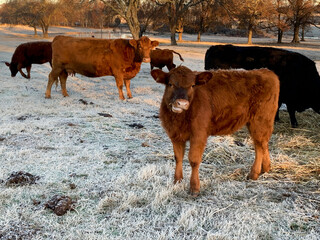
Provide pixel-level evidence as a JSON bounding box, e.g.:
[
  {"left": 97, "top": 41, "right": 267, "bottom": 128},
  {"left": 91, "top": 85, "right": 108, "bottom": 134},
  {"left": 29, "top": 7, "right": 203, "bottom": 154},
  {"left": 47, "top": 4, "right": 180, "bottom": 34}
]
[{"left": 172, "top": 50, "right": 184, "bottom": 61}]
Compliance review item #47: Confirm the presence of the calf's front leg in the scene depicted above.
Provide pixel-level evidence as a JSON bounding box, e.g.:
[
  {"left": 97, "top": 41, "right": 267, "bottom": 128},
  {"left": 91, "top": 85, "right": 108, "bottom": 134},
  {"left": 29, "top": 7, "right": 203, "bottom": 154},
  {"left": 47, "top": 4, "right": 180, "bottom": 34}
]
[
  {"left": 188, "top": 137, "right": 207, "bottom": 196},
  {"left": 18, "top": 64, "right": 29, "bottom": 79},
  {"left": 172, "top": 141, "right": 186, "bottom": 183}
]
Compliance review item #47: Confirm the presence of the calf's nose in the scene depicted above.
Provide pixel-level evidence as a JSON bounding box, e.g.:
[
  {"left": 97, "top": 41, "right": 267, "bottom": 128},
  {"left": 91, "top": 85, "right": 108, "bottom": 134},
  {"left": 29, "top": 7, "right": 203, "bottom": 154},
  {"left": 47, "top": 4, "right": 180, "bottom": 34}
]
[
  {"left": 143, "top": 58, "right": 151, "bottom": 63},
  {"left": 176, "top": 99, "right": 189, "bottom": 110}
]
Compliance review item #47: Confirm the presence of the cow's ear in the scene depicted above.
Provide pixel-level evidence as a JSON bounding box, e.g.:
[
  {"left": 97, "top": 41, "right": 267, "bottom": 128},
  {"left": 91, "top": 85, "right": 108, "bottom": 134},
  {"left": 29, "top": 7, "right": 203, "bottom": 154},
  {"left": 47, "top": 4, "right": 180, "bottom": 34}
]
[
  {"left": 129, "top": 39, "right": 137, "bottom": 48},
  {"left": 151, "top": 69, "right": 168, "bottom": 85},
  {"left": 5, "top": 62, "right": 10, "bottom": 67},
  {"left": 151, "top": 41, "right": 159, "bottom": 49},
  {"left": 195, "top": 72, "right": 212, "bottom": 85}
]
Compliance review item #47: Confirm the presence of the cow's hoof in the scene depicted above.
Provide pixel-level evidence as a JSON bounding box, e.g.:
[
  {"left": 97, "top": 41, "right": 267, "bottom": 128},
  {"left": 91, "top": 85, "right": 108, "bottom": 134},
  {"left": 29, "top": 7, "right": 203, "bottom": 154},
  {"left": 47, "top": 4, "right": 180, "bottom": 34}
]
[
  {"left": 247, "top": 172, "right": 259, "bottom": 180},
  {"left": 189, "top": 189, "right": 200, "bottom": 197},
  {"left": 261, "top": 165, "right": 270, "bottom": 173},
  {"left": 45, "top": 95, "right": 51, "bottom": 99},
  {"left": 174, "top": 177, "right": 183, "bottom": 184}
]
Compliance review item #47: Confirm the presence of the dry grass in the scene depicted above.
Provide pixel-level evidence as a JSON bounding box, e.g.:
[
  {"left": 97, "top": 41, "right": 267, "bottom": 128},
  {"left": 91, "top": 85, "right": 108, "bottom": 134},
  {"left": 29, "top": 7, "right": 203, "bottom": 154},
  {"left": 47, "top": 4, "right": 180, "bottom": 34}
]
[{"left": 0, "top": 27, "right": 320, "bottom": 239}]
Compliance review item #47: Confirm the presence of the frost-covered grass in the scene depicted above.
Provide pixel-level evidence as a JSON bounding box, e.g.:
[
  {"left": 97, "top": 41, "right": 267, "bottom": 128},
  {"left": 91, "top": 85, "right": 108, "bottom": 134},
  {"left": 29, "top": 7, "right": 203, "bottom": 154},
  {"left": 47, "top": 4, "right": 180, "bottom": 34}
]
[{"left": 0, "top": 25, "right": 319, "bottom": 239}]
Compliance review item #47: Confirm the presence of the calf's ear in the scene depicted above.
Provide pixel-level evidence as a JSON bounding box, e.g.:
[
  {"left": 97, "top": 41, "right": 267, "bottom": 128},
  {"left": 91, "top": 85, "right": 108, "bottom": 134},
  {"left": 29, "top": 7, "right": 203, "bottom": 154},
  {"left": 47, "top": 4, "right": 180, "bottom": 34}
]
[
  {"left": 5, "top": 62, "right": 10, "bottom": 67},
  {"left": 129, "top": 39, "right": 137, "bottom": 48},
  {"left": 151, "top": 41, "right": 159, "bottom": 49},
  {"left": 195, "top": 72, "right": 212, "bottom": 85},
  {"left": 151, "top": 69, "right": 168, "bottom": 85}
]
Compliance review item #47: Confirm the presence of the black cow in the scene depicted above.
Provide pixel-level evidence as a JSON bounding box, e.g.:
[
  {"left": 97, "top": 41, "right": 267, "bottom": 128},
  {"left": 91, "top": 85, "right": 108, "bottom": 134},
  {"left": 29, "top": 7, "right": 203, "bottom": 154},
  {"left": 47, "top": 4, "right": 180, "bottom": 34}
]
[{"left": 204, "top": 44, "right": 320, "bottom": 127}]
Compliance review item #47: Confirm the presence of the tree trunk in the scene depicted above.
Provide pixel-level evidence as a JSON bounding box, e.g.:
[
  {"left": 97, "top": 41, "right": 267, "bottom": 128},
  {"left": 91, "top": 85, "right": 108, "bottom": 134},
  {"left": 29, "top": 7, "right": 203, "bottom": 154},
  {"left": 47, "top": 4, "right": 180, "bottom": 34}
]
[
  {"left": 247, "top": 25, "right": 253, "bottom": 44},
  {"left": 170, "top": 23, "right": 177, "bottom": 45},
  {"left": 300, "top": 25, "right": 305, "bottom": 41},
  {"left": 127, "top": 22, "right": 140, "bottom": 39},
  {"left": 277, "top": 28, "right": 283, "bottom": 43},
  {"left": 178, "top": 32, "right": 182, "bottom": 42},
  {"left": 33, "top": 26, "right": 38, "bottom": 36},
  {"left": 292, "top": 24, "right": 300, "bottom": 43},
  {"left": 197, "top": 32, "right": 201, "bottom": 42}
]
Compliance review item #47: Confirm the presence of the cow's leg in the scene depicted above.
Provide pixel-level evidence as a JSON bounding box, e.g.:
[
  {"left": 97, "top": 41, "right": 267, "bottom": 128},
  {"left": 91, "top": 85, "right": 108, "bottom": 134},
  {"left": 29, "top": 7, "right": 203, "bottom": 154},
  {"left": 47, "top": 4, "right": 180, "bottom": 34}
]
[
  {"left": 287, "top": 105, "right": 298, "bottom": 128},
  {"left": 114, "top": 75, "right": 125, "bottom": 100},
  {"left": 124, "top": 79, "right": 132, "bottom": 99},
  {"left": 26, "top": 65, "right": 31, "bottom": 79},
  {"left": 275, "top": 101, "right": 282, "bottom": 122},
  {"left": 172, "top": 141, "right": 186, "bottom": 183},
  {"left": 45, "top": 68, "right": 61, "bottom": 98},
  {"left": 247, "top": 140, "right": 270, "bottom": 180},
  {"left": 188, "top": 136, "right": 207, "bottom": 196},
  {"left": 247, "top": 122, "right": 272, "bottom": 180},
  {"left": 17, "top": 64, "right": 28, "bottom": 79},
  {"left": 59, "top": 70, "right": 69, "bottom": 97}
]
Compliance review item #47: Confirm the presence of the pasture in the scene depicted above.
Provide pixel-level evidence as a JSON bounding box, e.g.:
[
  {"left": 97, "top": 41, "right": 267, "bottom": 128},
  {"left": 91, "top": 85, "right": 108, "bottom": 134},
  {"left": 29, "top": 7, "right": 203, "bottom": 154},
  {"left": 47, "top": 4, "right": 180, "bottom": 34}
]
[{"left": 0, "top": 25, "right": 319, "bottom": 239}]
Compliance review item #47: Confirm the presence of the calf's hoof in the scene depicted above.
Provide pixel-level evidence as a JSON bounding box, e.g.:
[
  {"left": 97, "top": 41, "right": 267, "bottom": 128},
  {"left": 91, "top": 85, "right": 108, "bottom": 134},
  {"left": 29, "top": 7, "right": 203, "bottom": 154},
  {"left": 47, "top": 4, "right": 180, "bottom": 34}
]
[
  {"left": 247, "top": 172, "right": 259, "bottom": 180},
  {"left": 174, "top": 177, "right": 183, "bottom": 184},
  {"left": 189, "top": 189, "right": 200, "bottom": 197},
  {"left": 261, "top": 164, "right": 270, "bottom": 173}
]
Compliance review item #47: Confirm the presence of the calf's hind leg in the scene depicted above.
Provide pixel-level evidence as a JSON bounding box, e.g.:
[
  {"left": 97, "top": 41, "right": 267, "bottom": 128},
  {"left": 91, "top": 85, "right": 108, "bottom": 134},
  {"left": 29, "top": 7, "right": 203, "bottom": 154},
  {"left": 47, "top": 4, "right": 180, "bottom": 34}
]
[
  {"left": 247, "top": 121, "right": 273, "bottom": 180},
  {"left": 59, "top": 70, "right": 69, "bottom": 97},
  {"left": 45, "top": 68, "right": 61, "bottom": 98}
]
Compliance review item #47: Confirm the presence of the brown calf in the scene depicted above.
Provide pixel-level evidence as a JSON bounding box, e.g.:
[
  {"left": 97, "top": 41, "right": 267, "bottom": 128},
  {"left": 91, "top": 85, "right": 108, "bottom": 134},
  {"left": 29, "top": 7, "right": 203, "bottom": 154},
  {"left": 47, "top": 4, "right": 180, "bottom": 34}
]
[
  {"left": 5, "top": 41, "right": 52, "bottom": 79},
  {"left": 150, "top": 48, "right": 184, "bottom": 71},
  {"left": 151, "top": 66, "right": 279, "bottom": 195},
  {"left": 45, "top": 36, "right": 159, "bottom": 99}
]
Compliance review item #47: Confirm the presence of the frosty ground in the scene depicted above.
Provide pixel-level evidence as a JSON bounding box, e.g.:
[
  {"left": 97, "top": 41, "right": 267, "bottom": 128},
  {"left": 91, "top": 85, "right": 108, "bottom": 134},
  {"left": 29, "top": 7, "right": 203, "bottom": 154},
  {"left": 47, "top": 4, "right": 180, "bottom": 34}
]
[{"left": 0, "top": 25, "right": 319, "bottom": 239}]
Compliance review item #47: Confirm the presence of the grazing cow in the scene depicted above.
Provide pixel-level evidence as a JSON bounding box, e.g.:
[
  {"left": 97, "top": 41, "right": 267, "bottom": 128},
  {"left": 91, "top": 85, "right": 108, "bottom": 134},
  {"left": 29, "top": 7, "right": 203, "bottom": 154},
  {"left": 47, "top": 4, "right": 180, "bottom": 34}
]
[
  {"left": 5, "top": 41, "right": 52, "bottom": 79},
  {"left": 151, "top": 66, "right": 279, "bottom": 195},
  {"left": 150, "top": 48, "right": 184, "bottom": 71},
  {"left": 204, "top": 44, "right": 320, "bottom": 127},
  {"left": 45, "top": 35, "right": 159, "bottom": 99}
]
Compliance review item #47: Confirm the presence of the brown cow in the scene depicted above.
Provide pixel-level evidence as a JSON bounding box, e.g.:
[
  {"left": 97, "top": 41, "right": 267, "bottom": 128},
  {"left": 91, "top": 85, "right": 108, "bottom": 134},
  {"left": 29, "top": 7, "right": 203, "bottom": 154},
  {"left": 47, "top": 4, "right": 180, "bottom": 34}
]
[
  {"left": 45, "top": 36, "right": 159, "bottom": 99},
  {"left": 5, "top": 41, "right": 52, "bottom": 79},
  {"left": 151, "top": 66, "right": 279, "bottom": 195},
  {"left": 150, "top": 48, "right": 184, "bottom": 71}
]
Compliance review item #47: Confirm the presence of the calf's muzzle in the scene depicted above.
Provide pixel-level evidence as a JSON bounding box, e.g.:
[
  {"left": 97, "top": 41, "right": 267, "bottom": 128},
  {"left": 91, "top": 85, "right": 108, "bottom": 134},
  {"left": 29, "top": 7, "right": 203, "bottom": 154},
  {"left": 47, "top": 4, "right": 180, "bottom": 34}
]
[{"left": 171, "top": 99, "right": 190, "bottom": 113}]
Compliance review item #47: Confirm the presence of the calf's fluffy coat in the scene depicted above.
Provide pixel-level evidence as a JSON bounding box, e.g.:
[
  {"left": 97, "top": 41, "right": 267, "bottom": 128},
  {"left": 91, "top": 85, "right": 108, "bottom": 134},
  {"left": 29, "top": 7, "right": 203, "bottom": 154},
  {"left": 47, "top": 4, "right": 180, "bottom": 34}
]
[{"left": 151, "top": 66, "right": 279, "bottom": 195}]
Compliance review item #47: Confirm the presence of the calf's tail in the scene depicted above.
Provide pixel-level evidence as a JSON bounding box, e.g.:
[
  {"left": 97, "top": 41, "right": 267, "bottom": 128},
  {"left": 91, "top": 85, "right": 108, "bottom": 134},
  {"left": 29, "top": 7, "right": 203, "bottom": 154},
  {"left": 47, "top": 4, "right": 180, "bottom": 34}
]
[{"left": 172, "top": 50, "right": 184, "bottom": 61}]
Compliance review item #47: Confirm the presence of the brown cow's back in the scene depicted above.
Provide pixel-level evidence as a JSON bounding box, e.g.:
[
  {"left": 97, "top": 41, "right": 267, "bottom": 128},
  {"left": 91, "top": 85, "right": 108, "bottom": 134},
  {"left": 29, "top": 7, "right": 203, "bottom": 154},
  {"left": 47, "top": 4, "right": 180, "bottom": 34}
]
[
  {"left": 52, "top": 36, "right": 138, "bottom": 78},
  {"left": 46, "top": 35, "right": 159, "bottom": 99}
]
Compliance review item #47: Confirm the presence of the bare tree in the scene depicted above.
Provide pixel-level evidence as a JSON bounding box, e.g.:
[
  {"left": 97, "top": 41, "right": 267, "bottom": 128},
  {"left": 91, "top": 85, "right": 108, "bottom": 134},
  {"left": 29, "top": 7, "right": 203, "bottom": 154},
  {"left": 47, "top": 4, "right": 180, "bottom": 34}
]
[
  {"left": 224, "top": 0, "right": 276, "bottom": 44},
  {"left": 100, "top": 0, "right": 141, "bottom": 39},
  {"left": 138, "top": 1, "right": 164, "bottom": 36},
  {"left": 185, "top": 0, "right": 219, "bottom": 42},
  {"left": 286, "top": 0, "right": 317, "bottom": 43},
  {"left": 0, "top": 0, "right": 57, "bottom": 38},
  {"left": 154, "top": 0, "right": 204, "bottom": 45},
  {"left": 274, "top": 0, "right": 290, "bottom": 43}
]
